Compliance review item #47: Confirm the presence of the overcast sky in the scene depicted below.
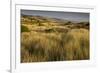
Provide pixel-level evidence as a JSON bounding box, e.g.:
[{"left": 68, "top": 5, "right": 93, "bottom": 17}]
[{"left": 21, "top": 9, "right": 89, "bottom": 22}]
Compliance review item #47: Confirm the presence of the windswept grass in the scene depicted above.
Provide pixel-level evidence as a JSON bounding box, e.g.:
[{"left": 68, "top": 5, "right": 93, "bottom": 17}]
[
  {"left": 21, "top": 28, "right": 89, "bottom": 62},
  {"left": 62, "top": 29, "right": 89, "bottom": 60}
]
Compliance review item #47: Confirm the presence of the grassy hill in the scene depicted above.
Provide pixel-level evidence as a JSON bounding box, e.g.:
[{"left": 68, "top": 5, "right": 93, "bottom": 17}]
[{"left": 21, "top": 15, "right": 90, "bottom": 63}]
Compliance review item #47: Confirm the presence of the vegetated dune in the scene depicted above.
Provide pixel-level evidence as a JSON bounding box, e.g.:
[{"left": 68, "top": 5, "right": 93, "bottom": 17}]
[{"left": 21, "top": 15, "right": 90, "bottom": 63}]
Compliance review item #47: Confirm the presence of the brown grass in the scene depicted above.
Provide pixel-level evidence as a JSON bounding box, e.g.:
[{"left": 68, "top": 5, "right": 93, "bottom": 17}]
[{"left": 21, "top": 28, "right": 89, "bottom": 63}]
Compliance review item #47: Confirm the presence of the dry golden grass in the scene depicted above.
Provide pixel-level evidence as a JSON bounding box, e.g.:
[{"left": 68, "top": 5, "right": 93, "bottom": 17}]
[
  {"left": 63, "top": 29, "right": 89, "bottom": 60},
  {"left": 21, "top": 28, "right": 89, "bottom": 63}
]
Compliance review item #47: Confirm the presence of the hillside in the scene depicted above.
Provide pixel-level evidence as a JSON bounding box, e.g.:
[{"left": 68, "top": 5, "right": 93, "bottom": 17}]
[
  {"left": 21, "top": 15, "right": 89, "bottom": 33},
  {"left": 21, "top": 14, "right": 90, "bottom": 63}
]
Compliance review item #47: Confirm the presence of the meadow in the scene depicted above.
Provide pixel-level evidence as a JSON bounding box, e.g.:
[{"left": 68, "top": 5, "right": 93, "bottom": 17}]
[{"left": 21, "top": 15, "right": 90, "bottom": 63}]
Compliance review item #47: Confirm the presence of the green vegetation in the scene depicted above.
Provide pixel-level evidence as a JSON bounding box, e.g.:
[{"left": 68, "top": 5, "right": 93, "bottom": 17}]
[
  {"left": 21, "top": 25, "right": 29, "bottom": 32},
  {"left": 64, "top": 21, "right": 72, "bottom": 25}
]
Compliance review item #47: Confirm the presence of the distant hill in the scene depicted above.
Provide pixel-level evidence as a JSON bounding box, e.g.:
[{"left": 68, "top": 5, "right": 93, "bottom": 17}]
[
  {"left": 21, "top": 14, "right": 89, "bottom": 30},
  {"left": 21, "top": 14, "right": 73, "bottom": 26}
]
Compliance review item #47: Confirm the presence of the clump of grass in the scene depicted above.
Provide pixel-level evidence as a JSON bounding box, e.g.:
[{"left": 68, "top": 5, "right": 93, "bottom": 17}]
[
  {"left": 44, "top": 36, "right": 67, "bottom": 61},
  {"left": 62, "top": 28, "right": 89, "bottom": 60},
  {"left": 21, "top": 25, "right": 30, "bottom": 32}
]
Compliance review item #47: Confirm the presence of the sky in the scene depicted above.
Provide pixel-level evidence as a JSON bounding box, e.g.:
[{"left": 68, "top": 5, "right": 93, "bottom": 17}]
[{"left": 21, "top": 9, "right": 89, "bottom": 22}]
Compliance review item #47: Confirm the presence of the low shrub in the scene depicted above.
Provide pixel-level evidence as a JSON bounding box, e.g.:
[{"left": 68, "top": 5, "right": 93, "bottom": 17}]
[{"left": 21, "top": 25, "right": 29, "bottom": 32}]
